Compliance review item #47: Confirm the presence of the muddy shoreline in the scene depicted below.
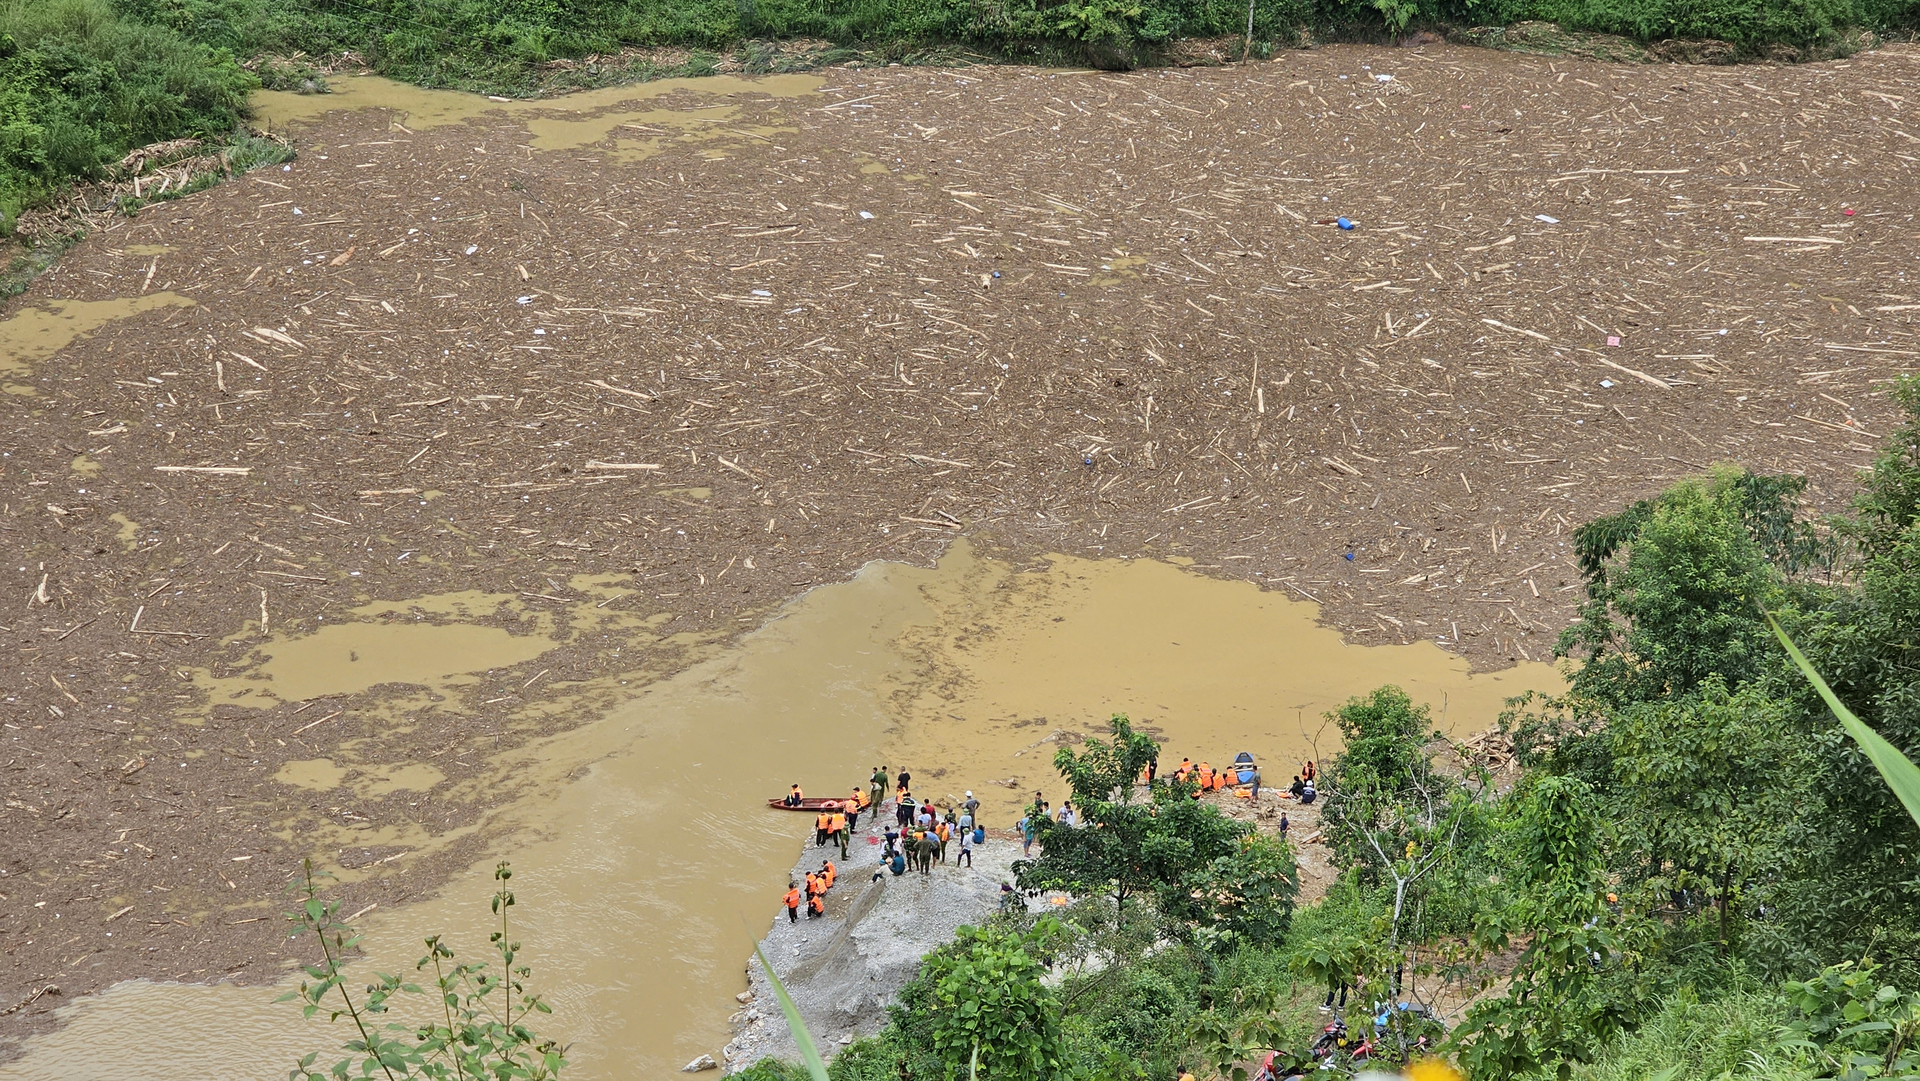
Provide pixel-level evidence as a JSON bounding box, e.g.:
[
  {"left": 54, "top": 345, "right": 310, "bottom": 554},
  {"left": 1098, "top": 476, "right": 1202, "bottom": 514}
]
[{"left": 5, "top": 43, "right": 1915, "bottom": 1064}]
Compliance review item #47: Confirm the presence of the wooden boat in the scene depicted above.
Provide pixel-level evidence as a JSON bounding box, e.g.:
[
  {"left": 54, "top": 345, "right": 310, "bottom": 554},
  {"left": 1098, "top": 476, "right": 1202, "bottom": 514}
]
[{"left": 767, "top": 797, "right": 849, "bottom": 811}]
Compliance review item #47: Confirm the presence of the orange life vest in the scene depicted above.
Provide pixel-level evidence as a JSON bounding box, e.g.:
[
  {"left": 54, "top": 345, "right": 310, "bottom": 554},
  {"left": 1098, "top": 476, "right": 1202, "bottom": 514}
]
[
  {"left": 815, "top": 812, "right": 831, "bottom": 831},
  {"left": 830, "top": 813, "right": 847, "bottom": 832},
  {"left": 784, "top": 887, "right": 801, "bottom": 908},
  {"left": 808, "top": 893, "right": 824, "bottom": 914}
]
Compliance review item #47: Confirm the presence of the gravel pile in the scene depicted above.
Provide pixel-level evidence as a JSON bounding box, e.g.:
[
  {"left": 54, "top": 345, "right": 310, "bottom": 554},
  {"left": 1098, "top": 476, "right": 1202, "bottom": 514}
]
[{"left": 720, "top": 807, "right": 1026, "bottom": 1072}]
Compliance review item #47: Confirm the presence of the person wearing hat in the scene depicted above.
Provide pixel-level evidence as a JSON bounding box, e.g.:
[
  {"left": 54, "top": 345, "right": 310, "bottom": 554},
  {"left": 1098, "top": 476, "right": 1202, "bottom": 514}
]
[{"left": 962, "top": 790, "right": 980, "bottom": 821}]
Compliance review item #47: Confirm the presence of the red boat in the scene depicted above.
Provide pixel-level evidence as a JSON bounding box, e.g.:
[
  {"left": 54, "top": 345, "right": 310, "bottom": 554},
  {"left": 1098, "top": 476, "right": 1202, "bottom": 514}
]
[{"left": 766, "top": 797, "right": 854, "bottom": 811}]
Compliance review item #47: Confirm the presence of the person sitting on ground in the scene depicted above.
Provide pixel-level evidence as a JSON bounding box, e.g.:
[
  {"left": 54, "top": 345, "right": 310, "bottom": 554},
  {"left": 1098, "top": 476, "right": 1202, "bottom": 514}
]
[
  {"left": 786, "top": 783, "right": 805, "bottom": 808},
  {"left": 807, "top": 888, "right": 825, "bottom": 919},
  {"left": 1289, "top": 775, "right": 1306, "bottom": 800},
  {"left": 999, "top": 881, "right": 1020, "bottom": 913},
  {"left": 1198, "top": 762, "right": 1215, "bottom": 790},
  {"left": 890, "top": 850, "right": 907, "bottom": 876},
  {"left": 1175, "top": 757, "right": 1193, "bottom": 784},
  {"left": 1301, "top": 779, "right": 1317, "bottom": 805},
  {"left": 821, "top": 859, "right": 836, "bottom": 890}
]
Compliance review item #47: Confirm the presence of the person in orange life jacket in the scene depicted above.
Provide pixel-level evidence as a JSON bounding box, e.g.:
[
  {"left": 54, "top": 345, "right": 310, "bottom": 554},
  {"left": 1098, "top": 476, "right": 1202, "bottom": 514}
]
[
  {"left": 1198, "top": 762, "right": 1215, "bottom": 789},
  {"left": 845, "top": 790, "right": 863, "bottom": 831},
  {"left": 784, "top": 880, "right": 802, "bottom": 923},
  {"left": 814, "top": 809, "right": 832, "bottom": 846},
  {"left": 1303, "top": 760, "right": 1316, "bottom": 783},
  {"left": 820, "top": 859, "right": 836, "bottom": 889},
  {"left": 1175, "top": 757, "right": 1193, "bottom": 783},
  {"left": 807, "top": 890, "right": 825, "bottom": 918},
  {"left": 785, "top": 783, "right": 804, "bottom": 808}
]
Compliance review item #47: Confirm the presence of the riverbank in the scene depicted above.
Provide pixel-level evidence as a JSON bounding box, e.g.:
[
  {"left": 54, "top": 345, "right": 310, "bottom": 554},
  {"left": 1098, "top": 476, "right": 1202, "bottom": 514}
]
[
  {"left": 721, "top": 804, "right": 1027, "bottom": 1072},
  {"left": 719, "top": 787, "right": 1328, "bottom": 1073}
]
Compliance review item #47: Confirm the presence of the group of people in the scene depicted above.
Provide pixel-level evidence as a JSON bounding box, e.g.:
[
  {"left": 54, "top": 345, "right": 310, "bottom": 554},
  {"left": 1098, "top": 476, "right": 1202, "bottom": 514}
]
[
  {"left": 786, "top": 782, "right": 874, "bottom": 859},
  {"left": 781, "top": 767, "right": 991, "bottom": 923},
  {"left": 1287, "top": 759, "right": 1318, "bottom": 805},
  {"left": 785, "top": 857, "right": 843, "bottom": 921}
]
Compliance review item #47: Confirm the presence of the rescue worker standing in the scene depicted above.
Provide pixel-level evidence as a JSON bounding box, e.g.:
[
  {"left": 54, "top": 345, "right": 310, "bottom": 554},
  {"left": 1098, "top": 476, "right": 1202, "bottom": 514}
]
[
  {"left": 830, "top": 805, "right": 850, "bottom": 858},
  {"left": 784, "top": 880, "right": 802, "bottom": 923}
]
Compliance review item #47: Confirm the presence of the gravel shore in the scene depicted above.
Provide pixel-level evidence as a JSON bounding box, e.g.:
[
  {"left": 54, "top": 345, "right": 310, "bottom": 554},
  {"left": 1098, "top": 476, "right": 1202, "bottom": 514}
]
[
  {"left": 718, "top": 803, "right": 1025, "bottom": 1072},
  {"left": 714, "top": 788, "right": 1324, "bottom": 1073}
]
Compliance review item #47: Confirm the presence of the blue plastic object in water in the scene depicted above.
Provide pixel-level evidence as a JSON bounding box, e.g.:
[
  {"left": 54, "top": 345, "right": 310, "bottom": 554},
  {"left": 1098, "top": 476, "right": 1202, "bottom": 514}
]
[{"left": 1337, "top": 217, "right": 1355, "bottom": 230}]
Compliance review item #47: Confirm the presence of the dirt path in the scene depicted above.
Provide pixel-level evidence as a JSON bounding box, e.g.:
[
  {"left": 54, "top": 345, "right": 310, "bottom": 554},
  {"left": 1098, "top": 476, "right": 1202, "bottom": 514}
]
[{"left": 3, "top": 43, "right": 1917, "bottom": 1056}]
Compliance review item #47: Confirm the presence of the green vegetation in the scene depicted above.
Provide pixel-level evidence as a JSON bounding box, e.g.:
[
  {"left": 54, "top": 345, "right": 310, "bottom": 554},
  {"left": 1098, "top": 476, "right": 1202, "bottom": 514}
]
[
  {"left": 282, "top": 860, "right": 567, "bottom": 1081},
  {"left": 0, "top": 0, "right": 258, "bottom": 230},
  {"left": 738, "top": 377, "right": 1920, "bottom": 1081}
]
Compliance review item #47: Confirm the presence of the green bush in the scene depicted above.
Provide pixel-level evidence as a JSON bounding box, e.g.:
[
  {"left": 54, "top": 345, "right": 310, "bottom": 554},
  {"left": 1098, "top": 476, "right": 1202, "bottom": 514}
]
[
  {"left": 1573, "top": 988, "right": 1809, "bottom": 1081},
  {"left": 0, "top": 0, "right": 255, "bottom": 228}
]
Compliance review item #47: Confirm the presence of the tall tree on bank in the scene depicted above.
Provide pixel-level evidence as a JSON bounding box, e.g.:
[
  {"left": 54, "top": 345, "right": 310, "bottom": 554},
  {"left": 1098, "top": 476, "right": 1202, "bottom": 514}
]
[{"left": 1015, "top": 715, "right": 1247, "bottom": 927}]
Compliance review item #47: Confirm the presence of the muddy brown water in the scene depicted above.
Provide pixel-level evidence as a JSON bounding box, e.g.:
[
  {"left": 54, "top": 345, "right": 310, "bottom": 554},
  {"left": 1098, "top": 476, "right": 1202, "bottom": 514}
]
[
  {"left": 0, "top": 293, "right": 195, "bottom": 395},
  {"left": 254, "top": 72, "right": 824, "bottom": 162},
  {"left": 3, "top": 543, "right": 1558, "bottom": 1079}
]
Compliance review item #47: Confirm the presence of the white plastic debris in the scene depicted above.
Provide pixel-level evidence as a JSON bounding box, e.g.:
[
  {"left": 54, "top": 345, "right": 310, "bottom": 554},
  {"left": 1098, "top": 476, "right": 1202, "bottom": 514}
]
[
  {"left": 858, "top": 211, "right": 874, "bottom": 219},
  {"left": 1535, "top": 214, "right": 1560, "bottom": 223}
]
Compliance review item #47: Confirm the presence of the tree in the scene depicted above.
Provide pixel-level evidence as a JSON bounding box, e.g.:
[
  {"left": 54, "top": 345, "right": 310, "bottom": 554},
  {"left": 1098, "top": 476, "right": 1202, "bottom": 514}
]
[
  {"left": 915, "top": 918, "right": 1069, "bottom": 1081},
  {"left": 1181, "top": 832, "right": 1299, "bottom": 951},
  {"left": 1780, "top": 377, "right": 1920, "bottom": 971},
  {"left": 1015, "top": 715, "right": 1246, "bottom": 924},
  {"left": 1609, "top": 676, "right": 1806, "bottom": 953},
  {"left": 1453, "top": 777, "right": 1626, "bottom": 1081},
  {"left": 1320, "top": 686, "right": 1473, "bottom": 995},
  {"left": 1558, "top": 469, "right": 1786, "bottom": 709}
]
